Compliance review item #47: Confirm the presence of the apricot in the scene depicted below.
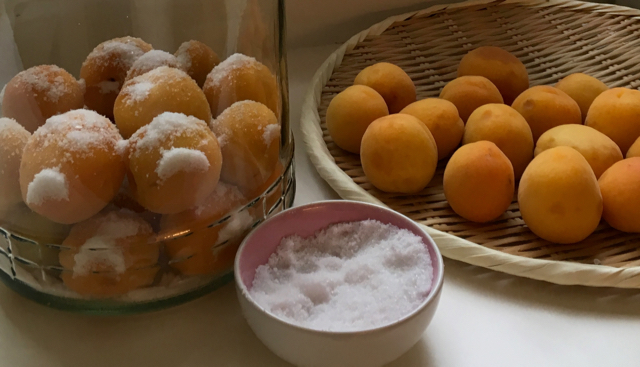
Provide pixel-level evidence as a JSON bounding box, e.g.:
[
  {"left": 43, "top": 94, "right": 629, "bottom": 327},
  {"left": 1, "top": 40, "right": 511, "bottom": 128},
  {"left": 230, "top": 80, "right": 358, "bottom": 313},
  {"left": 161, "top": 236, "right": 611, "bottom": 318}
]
[
  {"left": 443, "top": 141, "right": 514, "bottom": 223},
  {"left": 160, "top": 181, "right": 249, "bottom": 275},
  {"left": 400, "top": 98, "right": 463, "bottom": 160},
  {"left": 439, "top": 76, "right": 504, "bottom": 122},
  {"left": 518, "top": 146, "right": 602, "bottom": 244},
  {"left": 126, "top": 112, "right": 222, "bottom": 214},
  {"left": 80, "top": 37, "right": 153, "bottom": 119},
  {"left": 627, "top": 137, "right": 640, "bottom": 158},
  {"left": 20, "top": 110, "right": 125, "bottom": 224},
  {"left": 326, "top": 85, "right": 389, "bottom": 154},
  {"left": 585, "top": 88, "right": 640, "bottom": 154},
  {"left": 124, "top": 50, "right": 183, "bottom": 82},
  {"left": 457, "top": 46, "right": 529, "bottom": 104},
  {"left": 511, "top": 86, "right": 581, "bottom": 142},
  {"left": 58, "top": 210, "right": 159, "bottom": 297},
  {"left": 555, "top": 73, "right": 608, "bottom": 123},
  {"left": 203, "top": 53, "right": 278, "bottom": 118},
  {"left": 114, "top": 66, "right": 212, "bottom": 139},
  {"left": 360, "top": 114, "right": 437, "bottom": 193},
  {"left": 535, "top": 124, "right": 622, "bottom": 178},
  {"left": 598, "top": 158, "right": 640, "bottom": 233},
  {"left": 463, "top": 104, "right": 533, "bottom": 180},
  {"left": 0, "top": 118, "right": 30, "bottom": 212},
  {"left": 210, "top": 101, "right": 280, "bottom": 195},
  {"left": 353, "top": 62, "right": 416, "bottom": 113},
  {"left": 175, "top": 40, "right": 220, "bottom": 87},
  {"left": 2, "top": 65, "right": 84, "bottom": 132}
]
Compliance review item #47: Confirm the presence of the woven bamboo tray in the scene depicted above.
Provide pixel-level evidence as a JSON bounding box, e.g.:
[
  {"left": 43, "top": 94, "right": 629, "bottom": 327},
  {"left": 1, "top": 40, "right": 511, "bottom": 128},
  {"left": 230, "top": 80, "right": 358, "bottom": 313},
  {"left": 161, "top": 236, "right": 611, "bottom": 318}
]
[{"left": 301, "top": 0, "right": 640, "bottom": 288}]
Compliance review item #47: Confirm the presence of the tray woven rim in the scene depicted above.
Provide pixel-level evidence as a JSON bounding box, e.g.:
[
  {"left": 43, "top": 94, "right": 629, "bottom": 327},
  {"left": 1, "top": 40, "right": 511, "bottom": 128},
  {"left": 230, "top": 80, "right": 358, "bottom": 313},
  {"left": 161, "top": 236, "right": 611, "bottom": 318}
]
[{"left": 300, "top": 0, "right": 640, "bottom": 289}]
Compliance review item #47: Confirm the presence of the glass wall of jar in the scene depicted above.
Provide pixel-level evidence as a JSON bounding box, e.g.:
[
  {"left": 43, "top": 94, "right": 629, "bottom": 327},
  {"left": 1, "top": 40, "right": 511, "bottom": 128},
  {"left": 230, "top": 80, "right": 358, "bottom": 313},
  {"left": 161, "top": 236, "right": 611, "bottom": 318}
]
[{"left": 0, "top": 0, "right": 294, "bottom": 313}]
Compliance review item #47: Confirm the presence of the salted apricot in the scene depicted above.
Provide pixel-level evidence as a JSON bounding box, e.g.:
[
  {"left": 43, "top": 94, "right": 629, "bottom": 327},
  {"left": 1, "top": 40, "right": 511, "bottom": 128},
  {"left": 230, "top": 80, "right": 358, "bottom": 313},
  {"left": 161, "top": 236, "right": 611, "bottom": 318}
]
[
  {"left": 2, "top": 65, "right": 84, "bottom": 132},
  {"left": 114, "top": 66, "right": 212, "bottom": 138},
  {"left": 175, "top": 40, "right": 220, "bottom": 87},
  {"left": 124, "top": 50, "right": 183, "bottom": 82},
  {"left": 203, "top": 53, "right": 278, "bottom": 117},
  {"left": 0, "top": 118, "right": 30, "bottom": 212},
  {"left": 58, "top": 210, "right": 159, "bottom": 297},
  {"left": 19, "top": 110, "right": 125, "bottom": 224},
  {"left": 210, "top": 101, "right": 280, "bottom": 195},
  {"left": 161, "top": 182, "right": 251, "bottom": 275},
  {"left": 126, "top": 112, "right": 222, "bottom": 214},
  {"left": 80, "top": 37, "right": 153, "bottom": 119}
]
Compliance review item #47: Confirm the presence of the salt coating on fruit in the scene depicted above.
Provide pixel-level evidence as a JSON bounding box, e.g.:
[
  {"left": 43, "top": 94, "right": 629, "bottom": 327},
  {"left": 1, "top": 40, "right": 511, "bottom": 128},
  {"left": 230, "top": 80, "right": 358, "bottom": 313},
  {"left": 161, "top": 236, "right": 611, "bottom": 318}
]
[
  {"left": 92, "top": 39, "right": 148, "bottom": 69},
  {"left": 175, "top": 42, "right": 194, "bottom": 69},
  {"left": 194, "top": 181, "right": 245, "bottom": 217},
  {"left": 12, "top": 65, "right": 70, "bottom": 102},
  {"left": 38, "top": 110, "right": 121, "bottom": 156},
  {"left": 250, "top": 220, "right": 433, "bottom": 332},
  {"left": 156, "top": 147, "right": 210, "bottom": 182},
  {"left": 133, "top": 112, "right": 207, "bottom": 151},
  {"left": 217, "top": 210, "right": 254, "bottom": 244},
  {"left": 72, "top": 213, "right": 147, "bottom": 276},
  {"left": 126, "top": 81, "right": 154, "bottom": 104},
  {"left": 207, "top": 53, "right": 257, "bottom": 89},
  {"left": 126, "top": 50, "right": 180, "bottom": 80},
  {"left": 262, "top": 123, "right": 280, "bottom": 145},
  {"left": 26, "top": 167, "right": 69, "bottom": 205}
]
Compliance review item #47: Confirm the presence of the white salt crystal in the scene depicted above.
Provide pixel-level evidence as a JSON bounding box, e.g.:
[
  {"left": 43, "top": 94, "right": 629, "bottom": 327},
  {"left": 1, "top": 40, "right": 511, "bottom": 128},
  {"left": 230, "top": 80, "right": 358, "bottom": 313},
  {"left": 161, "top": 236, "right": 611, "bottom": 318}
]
[
  {"left": 207, "top": 53, "right": 258, "bottom": 89},
  {"left": 262, "top": 123, "right": 280, "bottom": 146},
  {"left": 125, "top": 81, "right": 154, "bottom": 104},
  {"left": 250, "top": 220, "right": 433, "bottom": 332},
  {"left": 26, "top": 167, "right": 69, "bottom": 205},
  {"left": 38, "top": 110, "right": 121, "bottom": 157},
  {"left": 72, "top": 212, "right": 146, "bottom": 276},
  {"left": 96, "top": 39, "right": 147, "bottom": 69},
  {"left": 127, "top": 50, "right": 181, "bottom": 81},
  {"left": 217, "top": 210, "right": 254, "bottom": 244},
  {"left": 16, "top": 65, "right": 70, "bottom": 102},
  {"left": 98, "top": 80, "right": 120, "bottom": 94},
  {"left": 175, "top": 41, "right": 194, "bottom": 70},
  {"left": 194, "top": 182, "right": 245, "bottom": 217},
  {"left": 116, "top": 139, "right": 129, "bottom": 156},
  {"left": 132, "top": 112, "right": 207, "bottom": 152},
  {"left": 156, "top": 147, "right": 210, "bottom": 182},
  {"left": 216, "top": 133, "right": 228, "bottom": 148}
]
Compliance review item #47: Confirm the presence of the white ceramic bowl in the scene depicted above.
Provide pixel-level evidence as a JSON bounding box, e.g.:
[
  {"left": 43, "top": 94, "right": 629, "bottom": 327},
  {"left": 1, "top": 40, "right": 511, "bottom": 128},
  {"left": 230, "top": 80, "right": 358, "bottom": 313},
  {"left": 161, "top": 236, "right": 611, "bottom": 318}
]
[{"left": 234, "top": 200, "right": 444, "bottom": 367}]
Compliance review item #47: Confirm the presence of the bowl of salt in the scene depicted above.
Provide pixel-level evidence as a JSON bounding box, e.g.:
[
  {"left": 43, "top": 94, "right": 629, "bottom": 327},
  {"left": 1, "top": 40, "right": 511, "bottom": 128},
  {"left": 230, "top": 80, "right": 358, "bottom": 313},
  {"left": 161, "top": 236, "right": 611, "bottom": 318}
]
[{"left": 234, "top": 200, "right": 444, "bottom": 367}]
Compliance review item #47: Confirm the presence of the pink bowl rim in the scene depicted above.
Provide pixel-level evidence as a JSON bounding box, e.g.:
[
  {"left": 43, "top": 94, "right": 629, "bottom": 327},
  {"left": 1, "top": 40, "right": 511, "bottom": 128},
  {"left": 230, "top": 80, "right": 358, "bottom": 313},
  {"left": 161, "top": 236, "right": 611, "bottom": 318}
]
[{"left": 233, "top": 200, "right": 445, "bottom": 336}]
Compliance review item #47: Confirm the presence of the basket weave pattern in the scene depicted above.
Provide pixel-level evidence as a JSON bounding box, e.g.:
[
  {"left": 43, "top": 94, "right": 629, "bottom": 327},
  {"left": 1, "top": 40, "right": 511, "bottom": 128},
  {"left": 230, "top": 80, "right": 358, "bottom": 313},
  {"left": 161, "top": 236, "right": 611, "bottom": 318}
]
[{"left": 303, "top": 0, "right": 640, "bottom": 287}]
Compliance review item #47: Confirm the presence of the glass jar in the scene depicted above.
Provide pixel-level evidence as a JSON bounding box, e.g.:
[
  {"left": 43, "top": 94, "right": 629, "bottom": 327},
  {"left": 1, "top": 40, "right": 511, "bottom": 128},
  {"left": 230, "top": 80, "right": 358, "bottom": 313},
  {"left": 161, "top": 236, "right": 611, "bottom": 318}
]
[{"left": 0, "top": 0, "right": 294, "bottom": 313}]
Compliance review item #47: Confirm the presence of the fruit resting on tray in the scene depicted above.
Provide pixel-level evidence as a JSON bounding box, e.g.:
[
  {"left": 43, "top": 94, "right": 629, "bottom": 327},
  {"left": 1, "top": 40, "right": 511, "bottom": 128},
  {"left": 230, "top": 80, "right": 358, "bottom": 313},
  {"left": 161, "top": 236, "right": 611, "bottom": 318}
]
[{"left": 326, "top": 46, "right": 640, "bottom": 244}]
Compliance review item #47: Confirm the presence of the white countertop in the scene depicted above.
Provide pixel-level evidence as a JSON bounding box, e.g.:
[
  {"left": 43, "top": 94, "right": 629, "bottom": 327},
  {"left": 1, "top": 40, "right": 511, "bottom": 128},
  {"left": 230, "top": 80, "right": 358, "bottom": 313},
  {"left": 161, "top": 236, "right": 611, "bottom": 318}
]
[{"left": 1, "top": 44, "right": 640, "bottom": 367}]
